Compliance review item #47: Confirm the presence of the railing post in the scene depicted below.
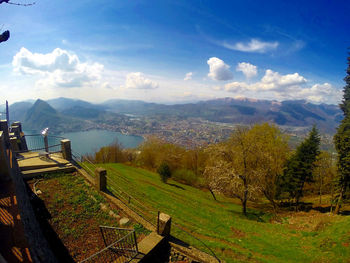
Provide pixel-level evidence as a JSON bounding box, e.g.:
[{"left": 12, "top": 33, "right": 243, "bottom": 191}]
[
  {"left": 157, "top": 212, "right": 171, "bottom": 237},
  {"left": 6, "top": 100, "right": 9, "bottom": 123},
  {"left": 95, "top": 167, "right": 107, "bottom": 192},
  {"left": 133, "top": 230, "right": 138, "bottom": 253},
  {"left": 60, "top": 139, "right": 72, "bottom": 160}
]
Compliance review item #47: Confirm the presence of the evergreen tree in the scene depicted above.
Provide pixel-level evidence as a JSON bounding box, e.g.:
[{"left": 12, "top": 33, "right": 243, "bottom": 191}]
[
  {"left": 157, "top": 162, "right": 171, "bottom": 183},
  {"left": 334, "top": 52, "right": 350, "bottom": 214},
  {"left": 280, "top": 126, "right": 320, "bottom": 209}
]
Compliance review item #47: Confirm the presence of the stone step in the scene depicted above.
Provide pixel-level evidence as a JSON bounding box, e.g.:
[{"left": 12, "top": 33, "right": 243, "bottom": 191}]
[{"left": 21, "top": 166, "right": 76, "bottom": 179}]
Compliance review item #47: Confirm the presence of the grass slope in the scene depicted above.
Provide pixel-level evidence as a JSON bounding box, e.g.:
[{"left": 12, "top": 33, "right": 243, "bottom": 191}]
[{"left": 87, "top": 163, "right": 350, "bottom": 263}]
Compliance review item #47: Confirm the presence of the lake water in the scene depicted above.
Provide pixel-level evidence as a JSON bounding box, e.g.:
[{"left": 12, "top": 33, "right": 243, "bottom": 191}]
[{"left": 23, "top": 129, "right": 144, "bottom": 156}]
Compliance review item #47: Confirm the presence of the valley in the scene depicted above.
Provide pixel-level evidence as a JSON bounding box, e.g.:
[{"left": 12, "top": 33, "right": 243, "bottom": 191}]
[{"left": 9, "top": 97, "right": 340, "bottom": 150}]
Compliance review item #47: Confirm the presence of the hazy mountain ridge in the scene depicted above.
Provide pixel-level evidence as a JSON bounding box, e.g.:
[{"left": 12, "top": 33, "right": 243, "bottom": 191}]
[
  {"left": 9, "top": 97, "right": 342, "bottom": 134},
  {"left": 22, "top": 99, "right": 89, "bottom": 133}
]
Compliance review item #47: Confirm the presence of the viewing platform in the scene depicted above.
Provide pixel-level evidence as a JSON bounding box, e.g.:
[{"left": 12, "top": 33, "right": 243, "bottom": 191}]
[{"left": 17, "top": 152, "right": 75, "bottom": 179}]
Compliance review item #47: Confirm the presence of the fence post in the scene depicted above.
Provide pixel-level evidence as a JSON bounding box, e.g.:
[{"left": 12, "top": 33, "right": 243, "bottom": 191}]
[
  {"left": 157, "top": 212, "right": 171, "bottom": 237},
  {"left": 95, "top": 167, "right": 107, "bottom": 192},
  {"left": 60, "top": 139, "right": 72, "bottom": 160}
]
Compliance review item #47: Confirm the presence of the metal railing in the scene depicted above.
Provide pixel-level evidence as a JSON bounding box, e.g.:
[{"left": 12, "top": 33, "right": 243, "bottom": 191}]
[
  {"left": 79, "top": 227, "right": 138, "bottom": 263},
  {"left": 72, "top": 151, "right": 220, "bottom": 262},
  {"left": 18, "top": 134, "right": 64, "bottom": 154}
]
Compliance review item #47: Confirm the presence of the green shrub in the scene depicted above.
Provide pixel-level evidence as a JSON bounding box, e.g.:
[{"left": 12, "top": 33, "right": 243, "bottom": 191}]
[
  {"left": 157, "top": 162, "right": 171, "bottom": 183},
  {"left": 172, "top": 169, "right": 198, "bottom": 186}
]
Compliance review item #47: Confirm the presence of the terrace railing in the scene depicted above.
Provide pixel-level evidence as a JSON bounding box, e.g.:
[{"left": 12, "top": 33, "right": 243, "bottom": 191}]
[
  {"left": 79, "top": 226, "right": 138, "bottom": 263},
  {"left": 20, "top": 134, "right": 64, "bottom": 153}
]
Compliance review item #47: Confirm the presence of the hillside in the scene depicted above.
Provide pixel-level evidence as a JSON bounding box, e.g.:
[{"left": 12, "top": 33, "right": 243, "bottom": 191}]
[
  {"left": 103, "top": 97, "right": 341, "bottom": 133},
  {"left": 9, "top": 97, "right": 342, "bottom": 136},
  {"left": 23, "top": 99, "right": 88, "bottom": 133},
  {"left": 83, "top": 163, "right": 350, "bottom": 263}
]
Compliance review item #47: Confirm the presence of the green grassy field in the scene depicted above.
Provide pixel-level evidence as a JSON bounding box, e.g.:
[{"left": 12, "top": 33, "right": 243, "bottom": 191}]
[{"left": 85, "top": 163, "right": 350, "bottom": 263}]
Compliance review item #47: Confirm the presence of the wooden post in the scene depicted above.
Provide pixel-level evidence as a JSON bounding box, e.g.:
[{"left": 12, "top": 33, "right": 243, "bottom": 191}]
[
  {"left": 95, "top": 167, "right": 107, "bottom": 192},
  {"left": 157, "top": 212, "right": 171, "bottom": 236},
  {"left": 60, "top": 139, "right": 72, "bottom": 160}
]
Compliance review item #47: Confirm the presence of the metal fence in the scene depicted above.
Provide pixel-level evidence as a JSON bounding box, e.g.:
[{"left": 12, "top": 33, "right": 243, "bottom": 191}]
[
  {"left": 79, "top": 226, "right": 138, "bottom": 263},
  {"left": 72, "top": 152, "right": 220, "bottom": 262},
  {"left": 19, "top": 134, "right": 64, "bottom": 154}
]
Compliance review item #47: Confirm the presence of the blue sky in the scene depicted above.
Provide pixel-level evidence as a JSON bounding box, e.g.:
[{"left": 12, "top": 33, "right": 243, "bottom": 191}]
[{"left": 0, "top": 0, "right": 349, "bottom": 104}]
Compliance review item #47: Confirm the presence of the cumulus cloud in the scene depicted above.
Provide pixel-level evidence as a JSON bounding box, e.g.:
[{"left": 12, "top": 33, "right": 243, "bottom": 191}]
[
  {"left": 258, "top": 69, "right": 306, "bottom": 90},
  {"left": 207, "top": 57, "right": 233, "bottom": 81},
  {"left": 286, "top": 83, "right": 342, "bottom": 103},
  {"left": 125, "top": 72, "right": 158, "bottom": 89},
  {"left": 223, "top": 39, "right": 279, "bottom": 53},
  {"left": 224, "top": 82, "right": 249, "bottom": 93},
  {"left": 219, "top": 69, "right": 340, "bottom": 104},
  {"left": 12, "top": 47, "right": 104, "bottom": 88},
  {"left": 184, "top": 72, "right": 193, "bottom": 81},
  {"left": 236, "top": 62, "right": 257, "bottom": 78}
]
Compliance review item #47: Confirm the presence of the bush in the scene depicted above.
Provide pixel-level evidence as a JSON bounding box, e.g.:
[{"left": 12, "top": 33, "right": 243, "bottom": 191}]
[
  {"left": 172, "top": 169, "right": 198, "bottom": 186},
  {"left": 157, "top": 162, "right": 171, "bottom": 183}
]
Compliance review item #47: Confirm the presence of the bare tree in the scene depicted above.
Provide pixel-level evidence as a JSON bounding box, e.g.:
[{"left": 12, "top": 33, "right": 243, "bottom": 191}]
[{"left": 204, "top": 123, "right": 289, "bottom": 214}]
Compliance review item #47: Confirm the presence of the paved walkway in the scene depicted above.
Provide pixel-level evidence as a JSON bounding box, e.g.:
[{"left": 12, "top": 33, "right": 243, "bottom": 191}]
[{"left": 0, "top": 179, "right": 33, "bottom": 263}]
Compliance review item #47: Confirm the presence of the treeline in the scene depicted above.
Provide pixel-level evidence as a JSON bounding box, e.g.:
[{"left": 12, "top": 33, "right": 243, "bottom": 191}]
[
  {"left": 85, "top": 123, "right": 336, "bottom": 214},
  {"left": 84, "top": 52, "right": 350, "bottom": 216}
]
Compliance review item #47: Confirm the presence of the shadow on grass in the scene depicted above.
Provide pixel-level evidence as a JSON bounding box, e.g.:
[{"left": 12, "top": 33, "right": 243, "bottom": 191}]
[
  {"left": 279, "top": 201, "right": 350, "bottom": 215},
  {"left": 169, "top": 235, "right": 190, "bottom": 248},
  {"left": 27, "top": 184, "right": 75, "bottom": 262},
  {"left": 229, "top": 209, "right": 273, "bottom": 223},
  {"left": 167, "top": 183, "right": 185, "bottom": 190}
]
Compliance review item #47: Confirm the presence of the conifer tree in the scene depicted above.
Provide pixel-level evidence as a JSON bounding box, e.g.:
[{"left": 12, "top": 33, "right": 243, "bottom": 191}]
[
  {"left": 280, "top": 126, "right": 320, "bottom": 210},
  {"left": 334, "top": 52, "right": 350, "bottom": 214}
]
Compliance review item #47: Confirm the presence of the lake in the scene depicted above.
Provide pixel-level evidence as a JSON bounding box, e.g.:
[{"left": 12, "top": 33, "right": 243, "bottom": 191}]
[{"left": 23, "top": 129, "right": 144, "bottom": 156}]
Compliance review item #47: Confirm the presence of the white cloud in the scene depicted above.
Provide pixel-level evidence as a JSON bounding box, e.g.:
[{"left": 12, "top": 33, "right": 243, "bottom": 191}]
[
  {"left": 184, "top": 72, "right": 193, "bottom": 81},
  {"left": 207, "top": 57, "right": 233, "bottom": 81},
  {"left": 223, "top": 39, "right": 279, "bottom": 53},
  {"left": 236, "top": 62, "right": 257, "bottom": 78},
  {"left": 224, "top": 82, "right": 249, "bottom": 93},
  {"left": 257, "top": 69, "right": 306, "bottom": 90},
  {"left": 289, "top": 83, "right": 342, "bottom": 103},
  {"left": 219, "top": 69, "right": 340, "bottom": 104},
  {"left": 125, "top": 72, "right": 158, "bottom": 89},
  {"left": 12, "top": 47, "right": 104, "bottom": 89}
]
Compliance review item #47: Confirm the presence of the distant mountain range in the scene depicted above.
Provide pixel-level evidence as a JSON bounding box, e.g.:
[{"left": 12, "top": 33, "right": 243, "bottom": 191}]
[
  {"left": 102, "top": 97, "right": 342, "bottom": 133},
  {"left": 9, "top": 97, "right": 343, "bottom": 134}
]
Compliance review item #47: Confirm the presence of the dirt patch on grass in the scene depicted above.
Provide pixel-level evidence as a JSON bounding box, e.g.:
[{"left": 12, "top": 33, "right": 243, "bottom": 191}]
[
  {"left": 283, "top": 210, "right": 338, "bottom": 232},
  {"left": 231, "top": 227, "right": 246, "bottom": 238}
]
